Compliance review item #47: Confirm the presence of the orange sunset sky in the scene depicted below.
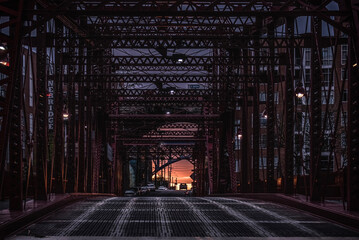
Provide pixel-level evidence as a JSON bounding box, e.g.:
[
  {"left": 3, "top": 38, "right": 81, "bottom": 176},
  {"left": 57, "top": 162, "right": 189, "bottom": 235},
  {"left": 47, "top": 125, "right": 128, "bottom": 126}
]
[{"left": 171, "top": 160, "right": 194, "bottom": 184}]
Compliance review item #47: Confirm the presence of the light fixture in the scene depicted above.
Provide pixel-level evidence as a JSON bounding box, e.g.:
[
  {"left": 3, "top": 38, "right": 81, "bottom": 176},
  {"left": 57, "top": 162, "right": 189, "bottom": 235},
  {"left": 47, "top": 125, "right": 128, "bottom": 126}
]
[
  {"left": 172, "top": 53, "right": 185, "bottom": 63},
  {"left": 0, "top": 45, "right": 6, "bottom": 51},
  {"left": 262, "top": 109, "right": 268, "bottom": 119},
  {"left": 237, "top": 127, "right": 242, "bottom": 139},
  {"left": 353, "top": 63, "right": 358, "bottom": 68},
  {"left": 63, "top": 106, "right": 69, "bottom": 120},
  {"left": 166, "top": 111, "right": 171, "bottom": 115},
  {"left": 295, "top": 82, "right": 305, "bottom": 98},
  {"left": 63, "top": 112, "right": 69, "bottom": 120},
  {"left": 170, "top": 89, "right": 175, "bottom": 95}
]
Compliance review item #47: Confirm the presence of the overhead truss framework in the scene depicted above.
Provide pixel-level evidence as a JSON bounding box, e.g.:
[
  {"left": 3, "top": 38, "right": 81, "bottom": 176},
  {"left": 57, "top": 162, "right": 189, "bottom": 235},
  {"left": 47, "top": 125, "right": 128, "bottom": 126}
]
[{"left": 0, "top": 0, "right": 358, "bottom": 211}]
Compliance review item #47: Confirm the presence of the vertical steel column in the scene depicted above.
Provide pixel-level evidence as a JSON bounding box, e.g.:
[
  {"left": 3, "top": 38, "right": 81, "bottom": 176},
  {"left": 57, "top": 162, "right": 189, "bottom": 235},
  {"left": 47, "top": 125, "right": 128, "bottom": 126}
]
[
  {"left": 92, "top": 112, "right": 104, "bottom": 193},
  {"left": 35, "top": 14, "right": 48, "bottom": 200},
  {"left": 195, "top": 142, "right": 205, "bottom": 196},
  {"left": 85, "top": 97, "right": 92, "bottom": 192},
  {"left": 213, "top": 125, "right": 219, "bottom": 193},
  {"left": 78, "top": 80, "right": 85, "bottom": 192},
  {"left": 252, "top": 21, "right": 261, "bottom": 192},
  {"left": 284, "top": 17, "right": 295, "bottom": 194},
  {"left": 310, "top": 16, "right": 322, "bottom": 202},
  {"left": 7, "top": 0, "right": 24, "bottom": 210},
  {"left": 347, "top": 38, "right": 359, "bottom": 211},
  {"left": 114, "top": 140, "right": 123, "bottom": 195},
  {"left": 54, "top": 20, "right": 64, "bottom": 194},
  {"left": 226, "top": 111, "right": 237, "bottom": 193},
  {"left": 267, "top": 22, "right": 276, "bottom": 192},
  {"left": 203, "top": 104, "right": 214, "bottom": 194},
  {"left": 0, "top": 2, "right": 22, "bottom": 199},
  {"left": 77, "top": 16, "right": 87, "bottom": 192},
  {"left": 67, "top": 65, "right": 75, "bottom": 193},
  {"left": 0, "top": 0, "right": 23, "bottom": 206},
  {"left": 240, "top": 49, "right": 249, "bottom": 193},
  {"left": 8, "top": 52, "right": 23, "bottom": 210}
]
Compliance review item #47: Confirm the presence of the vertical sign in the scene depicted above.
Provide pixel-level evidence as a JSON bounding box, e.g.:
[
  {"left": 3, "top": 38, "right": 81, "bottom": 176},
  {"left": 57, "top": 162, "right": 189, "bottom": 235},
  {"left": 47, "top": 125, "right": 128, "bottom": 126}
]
[{"left": 48, "top": 79, "right": 54, "bottom": 131}]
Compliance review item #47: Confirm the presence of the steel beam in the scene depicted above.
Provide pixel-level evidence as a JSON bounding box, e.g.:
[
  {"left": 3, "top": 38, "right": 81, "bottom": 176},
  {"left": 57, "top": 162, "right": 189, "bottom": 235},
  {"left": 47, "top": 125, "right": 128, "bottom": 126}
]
[
  {"left": 310, "top": 16, "right": 322, "bottom": 202},
  {"left": 5, "top": 0, "right": 24, "bottom": 211},
  {"left": 34, "top": 13, "right": 48, "bottom": 200},
  {"left": 284, "top": 17, "right": 294, "bottom": 195},
  {"left": 347, "top": 8, "right": 359, "bottom": 209},
  {"left": 240, "top": 55, "right": 249, "bottom": 193},
  {"left": 53, "top": 20, "right": 65, "bottom": 194},
  {"left": 266, "top": 22, "right": 276, "bottom": 193}
]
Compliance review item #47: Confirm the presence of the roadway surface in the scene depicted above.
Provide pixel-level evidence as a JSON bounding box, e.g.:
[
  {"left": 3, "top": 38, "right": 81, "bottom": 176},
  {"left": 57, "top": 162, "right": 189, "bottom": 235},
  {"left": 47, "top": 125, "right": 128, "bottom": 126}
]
[{"left": 7, "top": 190, "right": 359, "bottom": 239}]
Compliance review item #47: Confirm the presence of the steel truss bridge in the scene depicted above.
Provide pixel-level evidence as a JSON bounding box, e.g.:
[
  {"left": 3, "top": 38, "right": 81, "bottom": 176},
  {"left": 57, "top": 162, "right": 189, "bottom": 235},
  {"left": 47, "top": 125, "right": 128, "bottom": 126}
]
[{"left": 0, "top": 0, "right": 358, "bottom": 212}]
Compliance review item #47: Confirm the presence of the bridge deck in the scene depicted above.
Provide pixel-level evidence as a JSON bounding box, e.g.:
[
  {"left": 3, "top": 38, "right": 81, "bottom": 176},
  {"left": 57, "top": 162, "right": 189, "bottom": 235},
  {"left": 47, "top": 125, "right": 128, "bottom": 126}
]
[{"left": 6, "top": 194, "right": 359, "bottom": 239}]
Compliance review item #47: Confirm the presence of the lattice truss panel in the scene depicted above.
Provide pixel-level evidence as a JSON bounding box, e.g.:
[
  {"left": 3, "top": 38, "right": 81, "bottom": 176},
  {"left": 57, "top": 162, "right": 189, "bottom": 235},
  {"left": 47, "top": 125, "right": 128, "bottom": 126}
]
[{"left": 0, "top": 0, "right": 358, "bottom": 210}]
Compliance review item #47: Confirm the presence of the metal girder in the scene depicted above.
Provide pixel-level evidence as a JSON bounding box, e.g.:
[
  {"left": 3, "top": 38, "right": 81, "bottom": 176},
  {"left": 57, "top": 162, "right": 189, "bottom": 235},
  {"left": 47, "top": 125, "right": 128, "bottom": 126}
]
[
  {"left": 0, "top": 0, "right": 24, "bottom": 211},
  {"left": 266, "top": 21, "right": 276, "bottom": 192},
  {"left": 110, "top": 100, "right": 205, "bottom": 108},
  {"left": 34, "top": 13, "right": 48, "bottom": 200},
  {"left": 109, "top": 114, "right": 219, "bottom": 120},
  {"left": 68, "top": 74, "right": 217, "bottom": 83},
  {"left": 64, "top": 55, "right": 279, "bottom": 67},
  {"left": 118, "top": 128, "right": 200, "bottom": 135},
  {"left": 53, "top": 20, "right": 65, "bottom": 194},
  {"left": 153, "top": 155, "right": 191, "bottom": 175},
  {"left": 75, "top": 15, "right": 257, "bottom": 33},
  {"left": 347, "top": 0, "right": 359, "bottom": 211},
  {"left": 90, "top": 89, "right": 223, "bottom": 96},
  {"left": 252, "top": 22, "right": 261, "bottom": 192},
  {"left": 64, "top": 74, "right": 277, "bottom": 83},
  {"left": 25, "top": 34, "right": 347, "bottom": 50},
  {"left": 226, "top": 111, "right": 237, "bottom": 193},
  {"left": 116, "top": 137, "right": 205, "bottom": 142},
  {"left": 86, "top": 21, "right": 347, "bottom": 36},
  {"left": 114, "top": 65, "right": 206, "bottom": 71},
  {"left": 25, "top": 8, "right": 349, "bottom": 18},
  {"left": 42, "top": 36, "right": 343, "bottom": 49},
  {"left": 122, "top": 142, "right": 196, "bottom": 146},
  {"left": 121, "top": 130, "right": 197, "bottom": 137},
  {"left": 284, "top": 17, "right": 294, "bottom": 195},
  {"left": 1, "top": 0, "right": 356, "bottom": 202},
  {"left": 310, "top": 16, "right": 322, "bottom": 202},
  {"left": 90, "top": 89, "right": 232, "bottom": 104}
]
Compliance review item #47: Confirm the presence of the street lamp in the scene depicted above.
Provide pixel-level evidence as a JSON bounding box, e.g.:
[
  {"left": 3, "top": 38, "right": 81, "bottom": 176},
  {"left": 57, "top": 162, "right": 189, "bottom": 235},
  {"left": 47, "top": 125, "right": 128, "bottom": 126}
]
[
  {"left": 261, "top": 108, "right": 268, "bottom": 119},
  {"left": 237, "top": 127, "right": 243, "bottom": 139},
  {"left": 295, "top": 82, "right": 305, "bottom": 98},
  {"left": 63, "top": 112, "right": 69, "bottom": 120},
  {"left": 172, "top": 53, "right": 185, "bottom": 63},
  {"left": 63, "top": 107, "right": 69, "bottom": 120}
]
